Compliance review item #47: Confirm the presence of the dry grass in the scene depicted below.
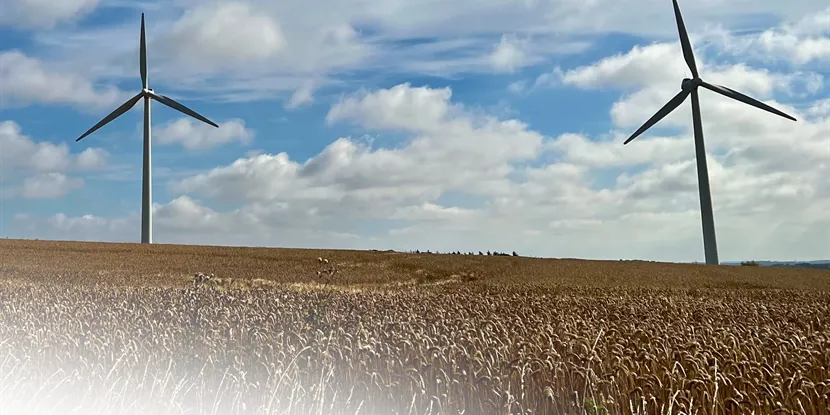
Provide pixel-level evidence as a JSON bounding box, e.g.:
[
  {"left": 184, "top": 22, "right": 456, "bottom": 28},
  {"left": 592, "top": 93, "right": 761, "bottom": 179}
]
[{"left": 0, "top": 238, "right": 829, "bottom": 414}]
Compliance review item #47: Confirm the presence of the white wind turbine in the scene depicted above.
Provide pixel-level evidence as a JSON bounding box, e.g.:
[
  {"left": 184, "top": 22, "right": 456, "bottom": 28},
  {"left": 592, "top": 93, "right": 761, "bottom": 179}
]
[
  {"left": 623, "top": 0, "right": 797, "bottom": 265},
  {"left": 75, "top": 13, "right": 219, "bottom": 244}
]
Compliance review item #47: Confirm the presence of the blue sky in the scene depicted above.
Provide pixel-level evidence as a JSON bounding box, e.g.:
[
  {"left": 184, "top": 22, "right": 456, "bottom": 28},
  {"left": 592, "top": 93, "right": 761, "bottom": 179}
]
[{"left": 1, "top": 0, "right": 828, "bottom": 262}]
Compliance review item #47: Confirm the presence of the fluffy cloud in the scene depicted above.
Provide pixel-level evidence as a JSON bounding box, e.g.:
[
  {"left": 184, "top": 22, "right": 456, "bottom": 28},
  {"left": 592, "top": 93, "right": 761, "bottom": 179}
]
[
  {"left": 9, "top": 0, "right": 830, "bottom": 106},
  {"left": 75, "top": 148, "right": 110, "bottom": 171},
  {"left": 542, "top": 43, "right": 814, "bottom": 95},
  {"left": 285, "top": 82, "right": 316, "bottom": 109},
  {"left": 390, "top": 202, "right": 482, "bottom": 223},
  {"left": 544, "top": 133, "right": 689, "bottom": 168},
  {"left": 706, "top": 7, "right": 830, "bottom": 65},
  {"left": 21, "top": 74, "right": 829, "bottom": 260},
  {"left": 0, "top": 51, "right": 124, "bottom": 110},
  {"left": 533, "top": 7, "right": 829, "bottom": 96},
  {"left": 539, "top": 40, "right": 821, "bottom": 133},
  {"left": 154, "top": 118, "right": 254, "bottom": 150},
  {"left": 47, "top": 212, "right": 127, "bottom": 233},
  {"left": 488, "top": 35, "right": 531, "bottom": 73},
  {"left": 139, "top": 0, "right": 374, "bottom": 94},
  {"left": 5, "top": 2, "right": 830, "bottom": 261},
  {"left": 0, "top": 121, "right": 108, "bottom": 199},
  {"left": 159, "top": 2, "right": 286, "bottom": 71},
  {"left": 173, "top": 83, "right": 543, "bottom": 215},
  {"left": 532, "top": 42, "right": 828, "bottom": 262},
  {"left": 541, "top": 41, "right": 827, "bottom": 189},
  {"left": 1, "top": 121, "right": 112, "bottom": 173},
  {"left": 20, "top": 173, "right": 84, "bottom": 199},
  {"left": 0, "top": 0, "right": 101, "bottom": 29},
  {"left": 12, "top": 0, "right": 598, "bottom": 102},
  {"left": 13, "top": 196, "right": 360, "bottom": 247},
  {"left": 326, "top": 83, "right": 456, "bottom": 131}
]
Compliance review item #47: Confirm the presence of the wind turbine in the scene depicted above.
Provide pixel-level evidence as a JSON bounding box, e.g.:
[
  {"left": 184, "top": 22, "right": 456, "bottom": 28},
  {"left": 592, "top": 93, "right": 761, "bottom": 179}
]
[
  {"left": 75, "top": 13, "right": 219, "bottom": 244},
  {"left": 623, "top": 0, "right": 796, "bottom": 265}
]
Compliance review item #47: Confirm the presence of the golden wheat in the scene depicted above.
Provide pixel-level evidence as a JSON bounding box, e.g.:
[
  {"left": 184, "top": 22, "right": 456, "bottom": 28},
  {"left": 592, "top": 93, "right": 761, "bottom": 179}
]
[{"left": 0, "top": 239, "right": 829, "bottom": 414}]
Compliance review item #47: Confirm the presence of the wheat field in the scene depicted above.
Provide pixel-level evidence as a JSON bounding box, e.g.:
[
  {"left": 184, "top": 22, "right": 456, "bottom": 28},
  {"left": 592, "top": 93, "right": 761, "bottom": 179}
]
[{"left": 0, "top": 239, "right": 828, "bottom": 414}]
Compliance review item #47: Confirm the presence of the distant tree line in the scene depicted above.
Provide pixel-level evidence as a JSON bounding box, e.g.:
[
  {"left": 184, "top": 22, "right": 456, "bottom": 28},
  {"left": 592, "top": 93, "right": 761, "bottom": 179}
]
[
  {"left": 767, "top": 262, "right": 830, "bottom": 270},
  {"left": 407, "top": 250, "right": 519, "bottom": 257},
  {"left": 740, "top": 260, "right": 829, "bottom": 270}
]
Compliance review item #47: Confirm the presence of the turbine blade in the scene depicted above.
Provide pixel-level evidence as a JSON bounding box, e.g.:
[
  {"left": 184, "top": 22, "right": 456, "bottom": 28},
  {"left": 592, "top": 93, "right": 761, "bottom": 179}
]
[
  {"left": 140, "top": 13, "right": 147, "bottom": 89},
  {"left": 700, "top": 81, "right": 797, "bottom": 122},
  {"left": 672, "top": 0, "right": 698, "bottom": 79},
  {"left": 75, "top": 92, "right": 144, "bottom": 142},
  {"left": 148, "top": 91, "right": 219, "bottom": 128},
  {"left": 624, "top": 89, "right": 690, "bottom": 145}
]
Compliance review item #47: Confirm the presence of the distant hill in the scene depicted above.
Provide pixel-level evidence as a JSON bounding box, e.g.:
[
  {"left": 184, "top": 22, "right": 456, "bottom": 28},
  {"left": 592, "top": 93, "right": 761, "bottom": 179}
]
[{"left": 721, "top": 260, "right": 830, "bottom": 270}]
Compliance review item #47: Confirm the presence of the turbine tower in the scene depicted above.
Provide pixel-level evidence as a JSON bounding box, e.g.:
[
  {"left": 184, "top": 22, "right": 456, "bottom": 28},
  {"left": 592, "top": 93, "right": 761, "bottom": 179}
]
[
  {"left": 623, "top": 0, "right": 796, "bottom": 265},
  {"left": 75, "top": 13, "right": 219, "bottom": 244}
]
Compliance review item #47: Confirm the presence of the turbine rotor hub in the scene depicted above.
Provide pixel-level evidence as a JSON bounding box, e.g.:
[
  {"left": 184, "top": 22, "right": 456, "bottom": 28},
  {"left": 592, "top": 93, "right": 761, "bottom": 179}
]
[{"left": 681, "top": 78, "right": 702, "bottom": 91}]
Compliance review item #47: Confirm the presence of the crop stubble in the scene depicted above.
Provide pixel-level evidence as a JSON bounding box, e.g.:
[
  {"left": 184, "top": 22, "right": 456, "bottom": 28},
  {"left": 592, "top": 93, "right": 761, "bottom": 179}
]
[{"left": 0, "top": 239, "right": 829, "bottom": 414}]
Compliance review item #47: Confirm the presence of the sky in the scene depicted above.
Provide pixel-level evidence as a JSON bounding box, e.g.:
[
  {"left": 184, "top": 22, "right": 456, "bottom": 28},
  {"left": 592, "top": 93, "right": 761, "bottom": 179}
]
[{"left": 0, "top": 0, "right": 828, "bottom": 262}]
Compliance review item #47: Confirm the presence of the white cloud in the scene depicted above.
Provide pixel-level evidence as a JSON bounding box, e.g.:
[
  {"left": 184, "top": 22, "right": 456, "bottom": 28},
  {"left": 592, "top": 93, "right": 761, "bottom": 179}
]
[
  {"left": 13, "top": 197, "right": 359, "bottom": 247},
  {"left": 507, "top": 80, "right": 528, "bottom": 94},
  {"left": 546, "top": 43, "right": 814, "bottom": 96},
  {"left": 38, "top": 1, "right": 376, "bottom": 101},
  {"left": 154, "top": 118, "right": 254, "bottom": 150},
  {"left": 789, "top": 7, "right": 830, "bottom": 36},
  {"left": 548, "top": 43, "right": 688, "bottom": 90},
  {"left": 10, "top": 0, "right": 597, "bottom": 101},
  {"left": 545, "top": 133, "right": 689, "bottom": 167},
  {"left": 153, "top": 195, "right": 239, "bottom": 232},
  {"left": 808, "top": 98, "right": 830, "bottom": 117},
  {"left": 162, "top": 79, "right": 830, "bottom": 260},
  {"left": 75, "top": 147, "right": 109, "bottom": 171},
  {"left": 0, "top": 0, "right": 102, "bottom": 29},
  {"left": 5, "top": 2, "right": 830, "bottom": 261},
  {"left": 1, "top": 120, "right": 110, "bottom": 174},
  {"left": 1, "top": 120, "right": 68, "bottom": 173},
  {"left": 0, "top": 51, "right": 124, "bottom": 110},
  {"left": 539, "top": 41, "right": 819, "bottom": 131},
  {"left": 171, "top": 83, "right": 543, "bottom": 222},
  {"left": 9, "top": 0, "right": 828, "bottom": 106},
  {"left": 20, "top": 173, "right": 84, "bottom": 199},
  {"left": 540, "top": 43, "right": 827, "bottom": 187},
  {"left": 534, "top": 48, "right": 828, "bottom": 260},
  {"left": 327, "top": 83, "right": 456, "bottom": 131},
  {"left": 0, "top": 121, "right": 107, "bottom": 199},
  {"left": 488, "top": 35, "right": 530, "bottom": 73},
  {"left": 46, "top": 212, "right": 131, "bottom": 234},
  {"left": 531, "top": 7, "right": 830, "bottom": 97},
  {"left": 29, "top": 67, "right": 824, "bottom": 261},
  {"left": 390, "top": 202, "right": 481, "bottom": 222},
  {"left": 706, "top": 7, "right": 830, "bottom": 65},
  {"left": 285, "top": 81, "right": 316, "bottom": 109},
  {"left": 159, "top": 2, "right": 286, "bottom": 71}
]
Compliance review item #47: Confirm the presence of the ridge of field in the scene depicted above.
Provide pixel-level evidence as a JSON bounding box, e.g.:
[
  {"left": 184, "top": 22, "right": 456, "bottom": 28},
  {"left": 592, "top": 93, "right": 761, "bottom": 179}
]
[{"left": 1, "top": 238, "right": 827, "bottom": 290}]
